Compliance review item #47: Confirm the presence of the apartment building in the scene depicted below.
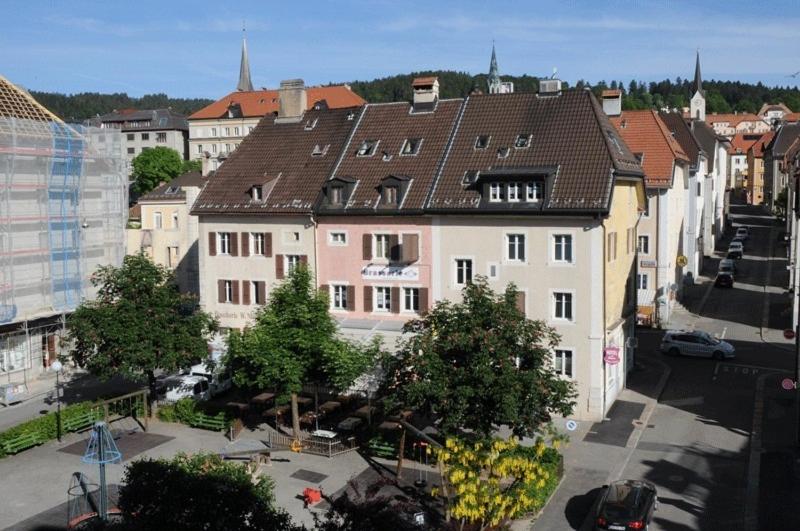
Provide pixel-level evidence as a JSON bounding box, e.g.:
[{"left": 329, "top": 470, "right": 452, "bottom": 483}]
[
  {"left": 90, "top": 108, "right": 189, "bottom": 165},
  {"left": 728, "top": 133, "right": 761, "bottom": 191},
  {"left": 747, "top": 132, "right": 774, "bottom": 206},
  {"left": 764, "top": 122, "right": 800, "bottom": 212}
]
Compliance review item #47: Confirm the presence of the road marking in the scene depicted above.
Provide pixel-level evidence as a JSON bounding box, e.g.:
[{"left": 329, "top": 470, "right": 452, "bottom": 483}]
[
  {"left": 662, "top": 396, "right": 705, "bottom": 407},
  {"left": 720, "top": 327, "right": 727, "bottom": 339}
]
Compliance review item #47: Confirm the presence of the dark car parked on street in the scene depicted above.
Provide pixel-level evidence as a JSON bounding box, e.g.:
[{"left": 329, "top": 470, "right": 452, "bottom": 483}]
[
  {"left": 715, "top": 272, "right": 734, "bottom": 288},
  {"left": 594, "top": 479, "right": 658, "bottom": 530}
]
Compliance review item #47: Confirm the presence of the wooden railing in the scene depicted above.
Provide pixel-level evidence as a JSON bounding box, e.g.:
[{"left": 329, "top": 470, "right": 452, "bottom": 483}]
[{"left": 264, "top": 430, "right": 358, "bottom": 458}]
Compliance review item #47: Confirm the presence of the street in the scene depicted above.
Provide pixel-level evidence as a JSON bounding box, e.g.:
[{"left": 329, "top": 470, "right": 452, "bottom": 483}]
[{"left": 534, "top": 202, "right": 795, "bottom": 531}]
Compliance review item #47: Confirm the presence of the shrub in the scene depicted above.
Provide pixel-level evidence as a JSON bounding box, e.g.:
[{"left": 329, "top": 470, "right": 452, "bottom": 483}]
[{"left": 0, "top": 401, "right": 99, "bottom": 458}]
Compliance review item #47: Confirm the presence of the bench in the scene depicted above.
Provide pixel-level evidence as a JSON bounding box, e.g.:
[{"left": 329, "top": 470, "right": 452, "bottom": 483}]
[
  {"left": 367, "top": 440, "right": 395, "bottom": 458},
  {"left": 62, "top": 411, "right": 100, "bottom": 433},
  {"left": 1, "top": 431, "right": 42, "bottom": 455},
  {"left": 190, "top": 412, "right": 228, "bottom": 431}
]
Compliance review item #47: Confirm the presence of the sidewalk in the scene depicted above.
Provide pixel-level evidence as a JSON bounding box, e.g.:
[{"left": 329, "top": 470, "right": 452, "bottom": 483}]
[{"left": 529, "top": 351, "right": 669, "bottom": 530}]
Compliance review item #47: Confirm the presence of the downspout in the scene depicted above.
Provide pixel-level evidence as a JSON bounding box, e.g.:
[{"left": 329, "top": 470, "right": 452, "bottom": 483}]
[
  {"left": 600, "top": 216, "right": 607, "bottom": 415},
  {"left": 631, "top": 210, "right": 643, "bottom": 380},
  {"left": 309, "top": 213, "right": 318, "bottom": 286}
]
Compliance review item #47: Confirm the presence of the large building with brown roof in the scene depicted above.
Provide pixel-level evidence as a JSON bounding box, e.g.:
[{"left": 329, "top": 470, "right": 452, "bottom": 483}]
[{"left": 747, "top": 131, "right": 774, "bottom": 205}]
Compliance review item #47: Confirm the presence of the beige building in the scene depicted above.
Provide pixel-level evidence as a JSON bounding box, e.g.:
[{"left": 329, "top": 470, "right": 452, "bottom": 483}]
[{"left": 129, "top": 172, "right": 207, "bottom": 293}]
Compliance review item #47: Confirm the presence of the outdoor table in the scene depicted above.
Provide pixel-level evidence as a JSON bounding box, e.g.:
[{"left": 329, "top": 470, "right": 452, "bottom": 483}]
[
  {"left": 378, "top": 420, "right": 402, "bottom": 431},
  {"left": 251, "top": 392, "right": 275, "bottom": 405},
  {"left": 295, "top": 396, "right": 313, "bottom": 406},
  {"left": 353, "top": 405, "right": 375, "bottom": 419},
  {"left": 337, "top": 417, "right": 363, "bottom": 431},
  {"left": 226, "top": 402, "right": 250, "bottom": 415},
  {"left": 388, "top": 409, "right": 412, "bottom": 422},
  {"left": 319, "top": 401, "right": 341, "bottom": 414},
  {"left": 264, "top": 404, "right": 290, "bottom": 418},
  {"left": 312, "top": 429, "right": 338, "bottom": 439},
  {"left": 299, "top": 411, "right": 318, "bottom": 425}
]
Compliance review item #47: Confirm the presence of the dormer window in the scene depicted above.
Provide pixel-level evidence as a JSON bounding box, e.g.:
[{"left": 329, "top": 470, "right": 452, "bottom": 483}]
[
  {"left": 489, "top": 182, "right": 503, "bottom": 202},
  {"left": 475, "top": 135, "right": 490, "bottom": 150},
  {"left": 400, "top": 138, "right": 422, "bottom": 156},
  {"left": 514, "top": 133, "right": 532, "bottom": 149},
  {"left": 634, "top": 152, "right": 644, "bottom": 164},
  {"left": 251, "top": 185, "right": 264, "bottom": 202},
  {"left": 165, "top": 186, "right": 179, "bottom": 195},
  {"left": 312, "top": 144, "right": 329, "bottom": 157},
  {"left": 497, "top": 147, "right": 510, "bottom": 159},
  {"left": 330, "top": 186, "right": 344, "bottom": 205},
  {"left": 526, "top": 182, "right": 543, "bottom": 202},
  {"left": 346, "top": 111, "right": 356, "bottom": 121},
  {"left": 357, "top": 140, "right": 378, "bottom": 157},
  {"left": 383, "top": 186, "right": 399, "bottom": 205},
  {"left": 507, "top": 182, "right": 521, "bottom": 202},
  {"left": 304, "top": 118, "right": 318, "bottom": 130}
]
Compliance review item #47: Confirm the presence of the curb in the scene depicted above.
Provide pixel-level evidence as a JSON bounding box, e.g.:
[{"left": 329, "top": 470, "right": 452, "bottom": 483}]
[{"left": 744, "top": 373, "right": 768, "bottom": 531}]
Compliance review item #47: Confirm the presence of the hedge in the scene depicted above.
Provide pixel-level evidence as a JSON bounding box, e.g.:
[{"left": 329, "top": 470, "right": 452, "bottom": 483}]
[
  {"left": 156, "top": 398, "right": 229, "bottom": 428},
  {"left": 516, "top": 445, "right": 564, "bottom": 514},
  {"left": 0, "top": 401, "right": 100, "bottom": 459}
]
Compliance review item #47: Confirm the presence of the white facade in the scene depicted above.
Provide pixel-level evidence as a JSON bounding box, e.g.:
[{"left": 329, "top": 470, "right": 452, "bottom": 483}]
[{"left": 188, "top": 118, "right": 259, "bottom": 173}]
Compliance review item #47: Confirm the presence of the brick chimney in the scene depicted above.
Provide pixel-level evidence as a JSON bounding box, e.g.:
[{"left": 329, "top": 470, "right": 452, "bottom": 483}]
[
  {"left": 411, "top": 77, "right": 439, "bottom": 112},
  {"left": 601, "top": 89, "right": 622, "bottom": 117},
  {"left": 276, "top": 79, "right": 307, "bottom": 123}
]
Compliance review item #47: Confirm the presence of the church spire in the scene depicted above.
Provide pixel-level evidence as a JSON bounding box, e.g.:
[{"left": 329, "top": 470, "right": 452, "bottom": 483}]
[
  {"left": 237, "top": 25, "right": 254, "bottom": 92},
  {"left": 488, "top": 41, "right": 500, "bottom": 93},
  {"left": 693, "top": 49, "right": 703, "bottom": 95}
]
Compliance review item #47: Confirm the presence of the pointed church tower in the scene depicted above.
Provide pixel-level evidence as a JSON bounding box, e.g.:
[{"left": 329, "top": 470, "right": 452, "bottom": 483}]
[
  {"left": 237, "top": 29, "right": 254, "bottom": 92},
  {"left": 690, "top": 50, "right": 705, "bottom": 121},
  {"left": 488, "top": 43, "right": 501, "bottom": 94}
]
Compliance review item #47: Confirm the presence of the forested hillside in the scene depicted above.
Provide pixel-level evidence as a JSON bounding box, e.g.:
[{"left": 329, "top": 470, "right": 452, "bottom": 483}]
[{"left": 28, "top": 91, "right": 213, "bottom": 122}]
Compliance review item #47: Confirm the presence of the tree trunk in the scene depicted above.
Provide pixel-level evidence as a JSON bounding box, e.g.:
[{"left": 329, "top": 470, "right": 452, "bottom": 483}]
[
  {"left": 396, "top": 428, "right": 406, "bottom": 478},
  {"left": 291, "top": 392, "right": 301, "bottom": 440},
  {"left": 440, "top": 460, "right": 451, "bottom": 522},
  {"left": 147, "top": 371, "right": 157, "bottom": 417}
]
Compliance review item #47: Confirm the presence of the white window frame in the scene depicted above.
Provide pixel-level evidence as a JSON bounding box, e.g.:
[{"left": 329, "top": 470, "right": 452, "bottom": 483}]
[
  {"left": 553, "top": 348, "right": 574, "bottom": 378},
  {"left": 489, "top": 182, "right": 503, "bottom": 202},
  {"left": 328, "top": 231, "right": 348, "bottom": 246},
  {"left": 218, "top": 232, "right": 231, "bottom": 255},
  {"left": 526, "top": 181, "right": 543, "bottom": 202},
  {"left": 251, "top": 280, "right": 265, "bottom": 305},
  {"left": 330, "top": 284, "right": 348, "bottom": 311},
  {"left": 224, "top": 280, "right": 233, "bottom": 303},
  {"left": 637, "top": 234, "right": 650, "bottom": 255},
  {"left": 285, "top": 255, "right": 302, "bottom": 274},
  {"left": 402, "top": 286, "right": 420, "bottom": 313},
  {"left": 251, "top": 233, "right": 265, "bottom": 255},
  {"left": 373, "top": 234, "right": 391, "bottom": 261},
  {"left": 507, "top": 182, "right": 521, "bottom": 202},
  {"left": 153, "top": 211, "right": 162, "bottom": 229},
  {"left": 506, "top": 233, "right": 526, "bottom": 263},
  {"left": 637, "top": 273, "right": 649, "bottom": 290},
  {"left": 552, "top": 290, "right": 575, "bottom": 322},
  {"left": 454, "top": 257, "right": 474, "bottom": 286},
  {"left": 167, "top": 246, "right": 179, "bottom": 269},
  {"left": 552, "top": 233, "right": 574, "bottom": 265},
  {"left": 374, "top": 286, "right": 391, "bottom": 312}
]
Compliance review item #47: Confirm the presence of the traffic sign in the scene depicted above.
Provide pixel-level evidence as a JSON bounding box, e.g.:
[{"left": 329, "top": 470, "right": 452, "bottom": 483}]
[
  {"left": 784, "top": 329, "right": 796, "bottom": 340},
  {"left": 565, "top": 420, "right": 578, "bottom": 431},
  {"left": 604, "top": 346, "right": 621, "bottom": 365},
  {"left": 782, "top": 378, "right": 796, "bottom": 391},
  {"left": 676, "top": 255, "right": 688, "bottom": 267}
]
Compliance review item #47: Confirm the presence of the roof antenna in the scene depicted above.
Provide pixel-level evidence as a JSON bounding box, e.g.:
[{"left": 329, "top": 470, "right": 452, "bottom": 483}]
[{"left": 551, "top": 67, "right": 558, "bottom": 79}]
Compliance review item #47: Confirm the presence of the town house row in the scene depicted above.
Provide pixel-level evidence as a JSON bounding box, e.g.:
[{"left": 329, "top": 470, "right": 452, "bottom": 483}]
[{"left": 191, "top": 78, "right": 646, "bottom": 422}]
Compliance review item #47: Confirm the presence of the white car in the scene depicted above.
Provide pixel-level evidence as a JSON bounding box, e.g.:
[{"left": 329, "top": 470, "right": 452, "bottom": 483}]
[
  {"left": 161, "top": 374, "right": 211, "bottom": 402},
  {"left": 728, "top": 241, "right": 743, "bottom": 253},
  {"left": 735, "top": 227, "right": 749, "bottom": 240},
  {"left": 188, "top": 362, "right": 232, "bottom": 397}
]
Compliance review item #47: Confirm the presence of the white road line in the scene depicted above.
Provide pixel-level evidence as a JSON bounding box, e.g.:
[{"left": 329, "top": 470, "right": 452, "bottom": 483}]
[
  {"left": 662, "top": 396, "right": 705, "bottom": 407},
  {"left": 720, "top": 327, "right": 727, "bottom": 339}
]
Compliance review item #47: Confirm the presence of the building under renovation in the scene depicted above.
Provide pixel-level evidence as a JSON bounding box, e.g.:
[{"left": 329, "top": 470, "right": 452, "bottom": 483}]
[{"left": 0, "top": 75, "right": 127, "bottom": 398}]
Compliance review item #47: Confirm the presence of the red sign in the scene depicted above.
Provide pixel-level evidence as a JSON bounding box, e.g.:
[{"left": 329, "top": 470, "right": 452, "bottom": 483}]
[
  {"left": 782, "top": 378, "right": 796, "bottom": 391},
  {"left": 784, "top": 329, "right": 796, "bottom": 340},
  {"left": 604, "top": 347, "right": 621, "bottom": 365}
]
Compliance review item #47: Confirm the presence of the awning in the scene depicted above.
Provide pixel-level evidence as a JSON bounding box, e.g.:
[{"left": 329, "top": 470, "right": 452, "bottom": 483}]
[{"left": 637, "top": 289, "right": 656, "bottom": 306}]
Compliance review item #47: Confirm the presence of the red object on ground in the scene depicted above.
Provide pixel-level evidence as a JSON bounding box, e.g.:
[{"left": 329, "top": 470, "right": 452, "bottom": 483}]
[
  {"left": 303, "top": 488, "right": 322, "bottom": 505},
  {"left": 784, "top": 329, "right": 795, "bottom": 340}
]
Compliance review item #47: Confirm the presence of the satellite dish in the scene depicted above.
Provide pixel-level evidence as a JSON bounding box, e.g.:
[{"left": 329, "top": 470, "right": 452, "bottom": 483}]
[{"left": 551, "top": 67, "right": 558, "bottom": 79}]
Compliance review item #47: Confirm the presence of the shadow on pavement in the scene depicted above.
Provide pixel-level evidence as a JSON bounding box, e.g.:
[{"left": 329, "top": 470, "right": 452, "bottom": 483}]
[{"left": 564, "top": 487, "right": 601, "bottom": 530}]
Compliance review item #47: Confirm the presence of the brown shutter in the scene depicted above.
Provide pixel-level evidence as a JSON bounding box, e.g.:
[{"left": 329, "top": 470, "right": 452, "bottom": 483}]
[
  {"left": 242, "top": 280, "right": 251, "bottom": 305},
  {"left": 300, "top": 255, "right": 308, "bottom": 266},
  {"left": 401, "top": 234, "right": 419, "bottom": 263},
  {"left": 208, "top": 232, "right": 217, "bottom": 256},
  {"left": 264, "top": 232, "right": 273, "bottom": 257},
  {"left": 362, "top": 234, "right": 372, "bottom": 260},
  {"left": 515, "top": 291, "right": 526, "bottom": 315},
  {"left": 389, "top": 235, "right": 400, "bottom": 262},
  {"left": 275, "top": 254, "right": 284, "bottom": 279},
  {"left": 390, "top": 286, "right": 400, "bottom": 313},
  {"left": 241, "top": 233, "right": 250, "bottom": 257},
  {"left": 217, "top": 279, "right": 225, "bottom": 303},
  {"left": 419, "top": 288, "right": 429, "bottom": 314},
  {"left": 320, "top": 284, "right": 330, "bottom": 305},
  {"left": 256, "top": 281, "right": 266, "bottom": 305},
  {"left": 230, "top": 233, "right": 238, "bottom": 256},
  {"left": 232, "top": 280, "right": 240, "bottom": 304},
  {"left": 346, "top": 285, "right": 355, "bottom": 311},
  {"left": 363, "top": 286, "right": 373, "bottom": 312}
]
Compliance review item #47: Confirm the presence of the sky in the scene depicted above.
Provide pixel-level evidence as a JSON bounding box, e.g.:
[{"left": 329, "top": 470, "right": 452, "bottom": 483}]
[{"left": 2, "top": 0, "right": 799, "bottom": 98}]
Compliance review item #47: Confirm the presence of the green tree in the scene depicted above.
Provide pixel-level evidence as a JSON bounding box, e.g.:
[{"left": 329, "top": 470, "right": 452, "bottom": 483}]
[
  {"left": 180, "top": 159, "right": 202, "bottom": 174},
  {"left": 66, "top": 253, "right": 217, "bottom": 403},
  {"left": 227, "top": 266, "right": 382, "bottom": 438},
  {"left": 384, "top": 278, "right": 576, "bottom": 438},
  {"left": 131, "top": 146, "right": 183, "bottom": 195},
  {"left": 116, "top": 453, "right": 302, "bottom": 531},
  {"left": 774, "top": 186, "right": 788, "bottom": 222}
]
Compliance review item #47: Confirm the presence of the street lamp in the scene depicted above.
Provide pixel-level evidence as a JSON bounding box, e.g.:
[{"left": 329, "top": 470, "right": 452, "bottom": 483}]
[{"left": 51, "top": 360, "right": 63, "bottom": 442}]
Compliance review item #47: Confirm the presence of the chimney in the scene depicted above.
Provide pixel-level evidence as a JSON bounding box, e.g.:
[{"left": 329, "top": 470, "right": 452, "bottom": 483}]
[
  {"left": 538, "top": 78, "right": 562, "bottom": 97},
  {"left": 411, "top": 77, "right": 439, "bottom": 112},
  {"left": 276, "top": 79, "right": 307, "bottom": 123},
  {"left": 601, "top": 89, "right": 622, "bottom": 117}
]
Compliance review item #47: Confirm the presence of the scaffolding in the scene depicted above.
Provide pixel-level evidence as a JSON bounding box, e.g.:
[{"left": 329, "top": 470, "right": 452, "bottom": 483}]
[{"left": 0, "top": 117, "right": 127, "bottom": 381}]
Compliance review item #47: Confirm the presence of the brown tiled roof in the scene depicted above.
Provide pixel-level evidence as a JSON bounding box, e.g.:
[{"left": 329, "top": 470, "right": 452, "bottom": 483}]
[
  {"left": 0, "top": 75, "right": 61, "bottom": 122},
  {"left": 192, "top": 106, "right": 362, "bottom": 215},
  {"left": 427, "top": 90, "right": 643, "bottom": 212},
  {"left": 140, "top": 171, "right": 207, "bottom": 202},
  {"left": 329, "top": 100, "right": 463, "bottom": 212},
  {"left": 660, "top": 112, "right": 702, "bottom": 166},
  {"left": 128, "top": 203, "right": 141, "bottom": 221},
  {"left": 704, "top": 113, "right": 763, "bottom": 126},
  {"left": 770, "top": 123, "right": 800, "bottom": 157},
  {"left": 784, "top": 113, "right": 800, "bottom": 122},
  {"left": 610, "top": 110, "right": 689, "bottom": 187},
  {"left": 750, "top": 131, "right": 774, "bottom": 158},
  {"left": 601, "top": 89, "right": 622, "bottom": 97},
  {"left": 188, "top": 86, "right": 365, "bottom": 120},
  {"left": 726, "top": 132, "right": 762, "bottom": 155},
  {"left": 412, "top": 77, "right": 438, "bottom": 87}
]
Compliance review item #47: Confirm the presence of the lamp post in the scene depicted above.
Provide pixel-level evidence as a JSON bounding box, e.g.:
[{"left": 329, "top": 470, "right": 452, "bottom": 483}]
[{"left": 51, "top": 360, "right": 63, "bottom": 442}]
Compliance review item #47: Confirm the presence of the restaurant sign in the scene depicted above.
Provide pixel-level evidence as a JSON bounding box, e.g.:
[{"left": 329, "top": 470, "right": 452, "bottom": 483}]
[
  {"left": 361, "top": 265, "right": 419, "bottom": 281},
  {"left": 640, "top": 259, "right": 657, "bottom": 268}
]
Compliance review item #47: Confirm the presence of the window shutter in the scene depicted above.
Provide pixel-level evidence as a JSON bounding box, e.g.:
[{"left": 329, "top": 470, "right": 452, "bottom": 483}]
[
  {"left": 300, "top": 255, "right": 308, "bottom": 266},
  {"left": 232, "top": 280, "right": 240, "bottom": 304},
  {"left": 257, "top": 281, "right": 266, "bottom": 305},
  {"left": 419, "top": 288, "right": 429, "bottom": 314},
  {"left": 275, "top": 254, "right": 284, "bottom": 279},
  {"left": 346, "top": 285, "right": 355, "bottom": 311},
  {"left": 264, "top": 232, "right": 273, "bottom": 257},
  {"left": 401, "top": 234, "right": 419, "bottom": 263},
  {"left": 241, "top": 233, "right": 250, "bottom": 257},
  {"left": 320, "top": 284, "right": 329, "bottom": 303},
  {"left": 217, "top": 279, "right": 225, "bottom": 303},
  {"left": 362, "top": 234, "right": 372, "bottom": 260},
  {"left": 230, "top": 233, "right": 238, "bottom": 256},
  {"left": 515, "top": 291, "right": 526, "bottom": 315},
  {"left": 208, "top": 232, "right": 217, "bottom": 256},
  {"left": 242, "top": 281, "right": 251, "bottom": 305},
  {"left": 389, "top": 235, "right": 400, "bottom": 262},
  {"left": 390, "top": 287, "right": 400, "bottom": 313},
  {"left": 363, "top": 286, "right": 373, "bottom": 312}
]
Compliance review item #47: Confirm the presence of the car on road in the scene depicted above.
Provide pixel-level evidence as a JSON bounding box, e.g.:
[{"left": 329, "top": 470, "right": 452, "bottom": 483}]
[
  {"left": 728, "top": 241, "right": 744, "bottom": 258},
  {"left": 714, "top": 272, "right": 734, "bottom": 288},
  {"left": 727, "top": 249, "right": 743, "bottom": 260},
  {"left": 735, "top": 226, "right": 749, "bottom": 240},
  {"left": 660, "top": 330, "right": 736, "bottom": 359},
  {"left": 730, "top": 238, "right": 746, "bottom": 251},
  {"left": 593, "top": 479, "right": 658, "bottom": 531},
  {"left": 718, "top": 258, "right": 736, "bottom": 275},
  {"left": 159, "top": 374, "right": 211, "bottom": 402}
]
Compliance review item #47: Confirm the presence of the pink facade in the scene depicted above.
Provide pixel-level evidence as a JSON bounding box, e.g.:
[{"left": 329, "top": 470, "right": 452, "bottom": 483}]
[{"left": 316, "top": 216, "right": 432, "bottom": 320}]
